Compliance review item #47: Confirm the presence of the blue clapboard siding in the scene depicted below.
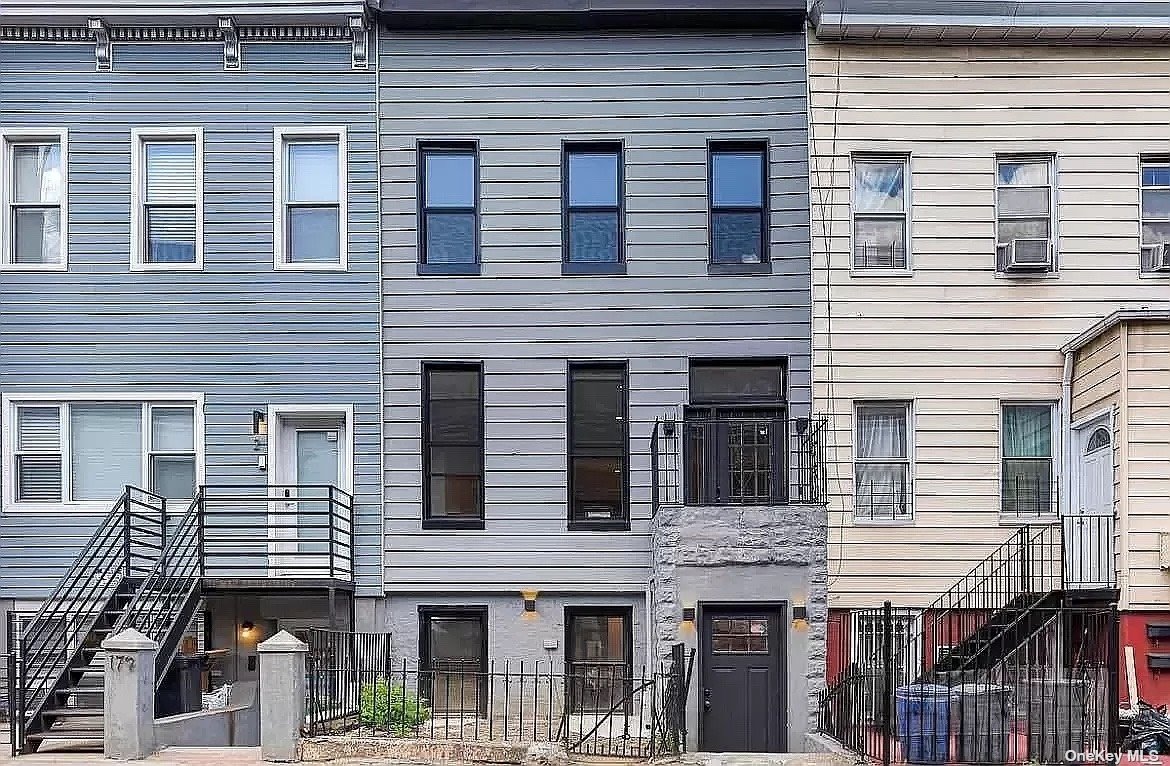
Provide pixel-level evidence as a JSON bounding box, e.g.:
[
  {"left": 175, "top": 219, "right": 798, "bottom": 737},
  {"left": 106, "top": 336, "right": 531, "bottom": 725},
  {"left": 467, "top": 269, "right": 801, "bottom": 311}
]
[
  {"left": 0, "top": 40, "right": 381, "bottom": 600},
  {"left": 378, "top": 30, "right": 812, "bottom": 590}
]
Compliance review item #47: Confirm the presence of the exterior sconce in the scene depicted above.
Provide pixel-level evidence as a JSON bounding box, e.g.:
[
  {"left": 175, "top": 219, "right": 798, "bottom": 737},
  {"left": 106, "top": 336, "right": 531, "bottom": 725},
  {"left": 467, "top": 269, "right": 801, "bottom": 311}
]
[
  {"left": 521, "top": 589, "right": 539, "bottom": 613},
  {"left": 240, "top": 621, "right": 255, "bottom": 637},
  {"left": 682, "top": 607, "right": 696, "bottom": 622},
  {"left": 252, "top": 410, "right": 267, "bottom": 441}
]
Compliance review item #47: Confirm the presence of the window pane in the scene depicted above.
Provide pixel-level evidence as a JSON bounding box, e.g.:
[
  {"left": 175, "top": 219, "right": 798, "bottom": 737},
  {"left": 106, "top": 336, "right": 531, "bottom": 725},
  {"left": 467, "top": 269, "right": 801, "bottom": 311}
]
[
  {"left": 712, "top": 151, "right": 764, "bottom": 207},
  {"left": 571, "top": 455, "right": 623, "bottom": 519},
  {"left": 570, "top": 615, "right": 627, "bottom": 661},
  {"left": 856, "top": 404, "right": 908, "bottom": 459},
  {"left": 853, "top": 161, "right": 904, "bottom": 213},
  {"left": 70, "top": 404, "right": 142, "bottom": 501},
  {"left": 428, "top": 617, "right": 483, "bottom": 662},
  {"left": 287, "top": 142, "right": 339, "bottom": 203},
  {"left": 424, "top": 211, "right": 476, "bottom": 264},
  {"left": 571, "top": 367, "right": 624, "bottom": 448},
  {"left": 145, "top": 142, "right": 195, "bottom": 203},
  {"left": 1143, "top": 164, "right": 1170, "bottom": 187},
  {"left": 427, "top": 369, "right": 481, "bottom": 443},
  {"left": 13, "top": 144, "right": 62, "bottom": 203},
  {"left": 1142, "top": 221, "right": 1170, "bottom": 245},
  {"left": 151, "top": 455, "right": 196, "bottom": 500},
  {"left": 690, "top": 363, "right": 783, "bottom": 404},
  {"left": 151, "top": 407, "right": 194, "bottom": 452},
  {"left": 1003, "top": 405, "right": 1052, "bottom": 458},
  {"left": 999, "top": 187, "right": 1050, "bottom": 217},
  {"left": 998, "top": 161, "right": 1048, "bottom": 186},
  {"left": 568, "top": 151, "right": 619, "bottom": 207},
  {"left": 853, "top": 218, "right": 906, "bottom": 269},
  {"left": 1003, "top": 458, "right": 1054, "bottom": 516},
  {"left": 145, "top": 207, "right": 196, "bottom": 263},
  {"left": 18, "top": 407, "right": 60, "bottom": 450},
  {"left": 568, "top": 211, "right": 619, "bottom": 263},
  {"left": 997, "top": 218, "right": 1049, "bottom": 242},
  {"left": 17, "top": 455, "right": 62, "bottom": 502},
  {"left": 288, "top": 206, "right": 340, "bottom": 263},
  {"left": 1142, "top": 189, "right": 1170, "bottom": 219},
  {"left": 13, "top": 208, "right": 62, "bottom": 265},
  {"left": 712, "top": 211, "right": 763, "bottom": 264},
  {"left": 428, "top": 446, "right": 482, "bottom": 517},
  {"left": 854, "top": 463, "right": 910, "bottom": 517},
  {"left": 425, "top": 152, "right": 475, "bottom": 208}
]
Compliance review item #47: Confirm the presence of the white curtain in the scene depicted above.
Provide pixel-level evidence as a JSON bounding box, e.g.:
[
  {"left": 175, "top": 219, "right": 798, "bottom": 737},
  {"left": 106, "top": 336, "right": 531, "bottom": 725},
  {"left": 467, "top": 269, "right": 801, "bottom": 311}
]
[{"left": 853, "top": 161, "right": 904, "bottom": 213}]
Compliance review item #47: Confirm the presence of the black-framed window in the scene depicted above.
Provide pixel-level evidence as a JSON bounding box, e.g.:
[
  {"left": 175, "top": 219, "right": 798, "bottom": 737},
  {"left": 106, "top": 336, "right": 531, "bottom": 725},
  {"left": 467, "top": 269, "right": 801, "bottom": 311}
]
[
  {"left": 563, "top": 143, "right": 623, "bottom": 274},
  {"left": 418, "top": 143, "right": 478, "bottom": 274},
  {"left": 709, "top": 142, "right": 768, "bottom": 271},
  {"left": 685, "top": 360, "right": 787, "bottom": 505},
  {"left": 568, "top": 363, "right": 628, "bottom": 530},
  {"left": 565, "top": 607, "right": 632, "bottom": 714},
  {"left": 423, "top": 364, "right": 484, "bottom": 528},
  {"left": 419, "top": 607, "right": 488, "bottom": 715}
]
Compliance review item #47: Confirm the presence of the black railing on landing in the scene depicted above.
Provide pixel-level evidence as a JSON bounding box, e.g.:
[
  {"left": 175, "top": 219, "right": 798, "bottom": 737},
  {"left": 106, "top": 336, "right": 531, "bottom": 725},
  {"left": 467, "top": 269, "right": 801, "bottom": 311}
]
[
  {"left": 199, "top": 484, "right": 354, "bottom": 582},
  {"left": 651, "top": 414, "right": 827, "bottom": 513}
]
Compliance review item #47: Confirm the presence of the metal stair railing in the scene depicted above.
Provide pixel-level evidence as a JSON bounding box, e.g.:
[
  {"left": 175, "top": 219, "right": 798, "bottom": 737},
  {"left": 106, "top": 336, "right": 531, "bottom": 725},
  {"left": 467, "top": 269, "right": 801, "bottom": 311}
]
[{"left": 14, "top": 487, "right": 166, "bottom": 730}]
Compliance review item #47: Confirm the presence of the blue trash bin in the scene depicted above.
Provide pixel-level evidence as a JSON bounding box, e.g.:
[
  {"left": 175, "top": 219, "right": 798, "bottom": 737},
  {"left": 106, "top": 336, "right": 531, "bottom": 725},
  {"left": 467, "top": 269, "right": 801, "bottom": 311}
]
[{"left": 896, "top": 684, "right": 950, "bottom": 764}]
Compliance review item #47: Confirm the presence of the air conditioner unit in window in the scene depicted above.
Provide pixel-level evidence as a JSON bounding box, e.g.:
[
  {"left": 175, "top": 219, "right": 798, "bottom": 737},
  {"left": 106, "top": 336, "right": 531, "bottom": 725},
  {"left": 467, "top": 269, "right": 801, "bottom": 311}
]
[
  {"left": 999, "top": 238, "right": 1052, "bottom": 272},
  {"left": 1143, "top": 243, "right": 1170, "bottom": 272}
]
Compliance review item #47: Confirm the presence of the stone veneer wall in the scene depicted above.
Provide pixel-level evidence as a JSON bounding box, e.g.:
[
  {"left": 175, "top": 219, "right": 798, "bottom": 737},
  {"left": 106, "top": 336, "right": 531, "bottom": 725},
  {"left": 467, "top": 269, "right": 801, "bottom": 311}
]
[{"left": 650, "top": 503, "right": 828, "bottom": 745}]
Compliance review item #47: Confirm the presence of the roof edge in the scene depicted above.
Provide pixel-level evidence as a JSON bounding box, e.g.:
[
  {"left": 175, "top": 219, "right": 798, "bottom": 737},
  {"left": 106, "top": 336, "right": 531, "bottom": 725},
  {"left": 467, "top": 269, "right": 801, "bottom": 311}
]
[{"left": 1062, "top": 306, "right": 1170, "bottom": 355}]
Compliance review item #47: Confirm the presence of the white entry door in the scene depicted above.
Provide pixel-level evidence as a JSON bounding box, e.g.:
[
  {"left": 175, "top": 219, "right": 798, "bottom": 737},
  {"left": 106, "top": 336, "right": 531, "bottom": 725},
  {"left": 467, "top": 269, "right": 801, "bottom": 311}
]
[
  {"left": 270, "top": 413, "right": 345, "bottom": 578},
  {"left": 1064, "top": 419, "right": 1113, "bottom": 589}
]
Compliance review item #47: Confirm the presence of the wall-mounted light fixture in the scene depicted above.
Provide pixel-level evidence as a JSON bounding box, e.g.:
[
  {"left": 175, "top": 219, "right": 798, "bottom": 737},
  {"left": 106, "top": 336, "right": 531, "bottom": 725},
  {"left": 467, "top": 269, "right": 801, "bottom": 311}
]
[
  {"left": 252, "top": 410, "right": 268, "bottom": 442},
  {"left": 792, "top": 605, "right": 808, "bottom": 621},
  {"left": 682, "top": 607, "right": 696, "bottom": 622},
  {"left": 521, "top": 589, "right": 539, "bottom": 613},
  {"left": 240, "top": 621, "right": 255, "bottom": 637}
]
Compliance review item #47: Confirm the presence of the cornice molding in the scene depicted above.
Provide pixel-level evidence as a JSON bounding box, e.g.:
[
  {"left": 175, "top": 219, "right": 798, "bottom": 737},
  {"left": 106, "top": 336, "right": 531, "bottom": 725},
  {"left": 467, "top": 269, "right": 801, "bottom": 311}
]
[{"left": 0, "top": 22, "right": 353, "bottom": 43}]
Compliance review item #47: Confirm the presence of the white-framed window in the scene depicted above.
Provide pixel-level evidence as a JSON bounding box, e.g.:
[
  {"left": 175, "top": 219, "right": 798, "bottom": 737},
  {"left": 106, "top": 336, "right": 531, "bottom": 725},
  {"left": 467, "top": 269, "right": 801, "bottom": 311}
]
[
  {"left": 1140, "top": 157, "right": 1170, "bottom": 274},
  {"left": 0, "top": 129, "right": 68, "bottom": 270},
  {"left": 1000, "top": 402, "right": 1058, "bottom": 519},
  {"left": 130, "top": 127, "right": 203, "bottom": 270},
  {"left": 852, "top": 155, "right": 909, "bottom": 271},
  {"left": 995, "top": 155, "right": 1055, "bottom": 274},
  {"left": 853, "top": 401, "right": 913, "bottom": 522},
  {"left": 2, "top": 395, "right": 203, "bottom": 510},
  {"left": 274, "top": 126, "right": 347, "bottom": 270}
]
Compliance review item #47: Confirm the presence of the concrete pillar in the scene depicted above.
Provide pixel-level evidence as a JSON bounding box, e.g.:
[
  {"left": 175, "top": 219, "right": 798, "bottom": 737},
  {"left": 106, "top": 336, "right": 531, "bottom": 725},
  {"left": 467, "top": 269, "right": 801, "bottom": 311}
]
[
  {"left": 102, "top": 628, "right": 158, "bottom": 760},
  {"left": 258, "top": 630, "right": 308, "bottom": 762}
]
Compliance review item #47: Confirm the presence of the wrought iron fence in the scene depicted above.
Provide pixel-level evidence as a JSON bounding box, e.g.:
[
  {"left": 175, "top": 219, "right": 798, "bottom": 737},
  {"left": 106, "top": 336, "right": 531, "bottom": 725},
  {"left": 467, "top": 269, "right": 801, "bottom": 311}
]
[{"left": 305, "top": 629, "right": 691, "bottom": 758}]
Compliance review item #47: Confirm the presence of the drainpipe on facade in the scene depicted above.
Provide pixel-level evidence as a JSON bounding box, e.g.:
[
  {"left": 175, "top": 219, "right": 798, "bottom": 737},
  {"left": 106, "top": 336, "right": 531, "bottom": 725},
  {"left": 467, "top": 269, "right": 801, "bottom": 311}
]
[{"left": 1061, "top": 351, "right": 1074, "bottom": 522}]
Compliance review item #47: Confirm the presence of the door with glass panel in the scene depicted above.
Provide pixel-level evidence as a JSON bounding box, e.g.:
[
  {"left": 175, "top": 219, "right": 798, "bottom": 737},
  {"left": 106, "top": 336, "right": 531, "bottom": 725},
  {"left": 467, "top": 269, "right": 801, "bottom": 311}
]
[
  {"left": 270, "top": 414, "right": 344, "bottom": 578},
  {"left": 566, "top": 608, "right": 632, "bottom": 715},
  {"left": 420, "top": 608, "right": 487, "bottom": 716}
]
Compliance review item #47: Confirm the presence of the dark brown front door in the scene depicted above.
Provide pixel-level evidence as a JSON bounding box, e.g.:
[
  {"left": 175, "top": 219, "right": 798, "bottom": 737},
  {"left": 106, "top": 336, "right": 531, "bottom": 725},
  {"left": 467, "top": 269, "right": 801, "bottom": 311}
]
[{"left": 700, "top": 606, "right": 785, "bottom": 752}]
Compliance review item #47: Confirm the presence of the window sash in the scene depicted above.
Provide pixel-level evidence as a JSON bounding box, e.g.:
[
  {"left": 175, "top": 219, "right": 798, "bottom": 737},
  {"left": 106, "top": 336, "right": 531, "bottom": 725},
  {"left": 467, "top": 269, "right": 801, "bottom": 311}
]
[
  {"left": 1140, "top": 160, "right": 1170, "bottom": 249},
  {"left": 420, "top": 147, "right": 478, "bottom": 266},
  {"left": 423, "top": 366, "right": 484, "bottom": 522},
  {"left": 854, "top": 402, "right": 912, "bottom": 519},
  {"left": 568, "top": 365, "right": 628, "bottom": 524},
  {"left": 709, "top": 145, "right": 767, "bottom": 265},
  {"left": 5, "top": 139, "right": 64, "bottom": 266},
  {"left": 995, "top": 158, "right": 1053, "bottom": 244}
]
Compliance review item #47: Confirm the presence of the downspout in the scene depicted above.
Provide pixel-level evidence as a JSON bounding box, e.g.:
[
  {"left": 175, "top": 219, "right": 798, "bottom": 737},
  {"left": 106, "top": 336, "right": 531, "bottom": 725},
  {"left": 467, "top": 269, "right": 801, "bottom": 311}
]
[{"left": 1061, "top": 351, "right": 1073, "bottom": 523}]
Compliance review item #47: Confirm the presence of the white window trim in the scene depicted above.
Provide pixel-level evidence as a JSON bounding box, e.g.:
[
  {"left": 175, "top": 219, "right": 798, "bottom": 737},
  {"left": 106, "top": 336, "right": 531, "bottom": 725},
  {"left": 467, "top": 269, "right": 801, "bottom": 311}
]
[
  {"left": 1139, "top": 156, "right": 1170, "bottom": 277},
  {"left": 849, "top": 152, "right": 912, "bottom": 276},
  {"left": 273, "top": 126, "right": 349, "bottom": 272},
  {"left": 1, "top": 392, "right": 205, "bottom": 514},
  {"left": 994, "top": 153, "right": 1058, "bottom": 276},
  {"left": 0, "top": 128, "right": 69, "bottom": 272},
  {"left": 264, "top": 403, "right": 356, "bottom": 495},
  {"left": 997, "top": 399, "right": 1060, "bottom": 523},
  {"left": 852, "top": 400, "right": 915, "bottom": 525},
  {"left": 130, "top": 126, "right": 204, "bottom": 272}
]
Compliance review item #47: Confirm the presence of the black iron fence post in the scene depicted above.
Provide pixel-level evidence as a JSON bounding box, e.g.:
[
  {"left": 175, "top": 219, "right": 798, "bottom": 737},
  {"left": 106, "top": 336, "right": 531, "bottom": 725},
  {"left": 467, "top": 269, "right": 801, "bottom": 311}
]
[
  {"left": 1108, "top": 606, "right": 1121, "bottom": 754},
  {"left": 123, "top": 490, "right": 133, "bottom": 580},
  {"left": 881, "top": 600, "right": 894, "bottom": 766},
  {"left": 1020, "top": 526, "right": 1031, "bottom": 594}
]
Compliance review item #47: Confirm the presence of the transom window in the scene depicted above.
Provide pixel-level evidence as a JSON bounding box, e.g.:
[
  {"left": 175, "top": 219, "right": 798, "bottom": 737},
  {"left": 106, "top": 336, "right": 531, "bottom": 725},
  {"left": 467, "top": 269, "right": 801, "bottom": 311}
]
[
  {"left": 995, "top": 157, "right": 1054, "bottom": 273},
  {"left": 2, "top": 132, "right": 66, "bottom": 269},
  {"left": 1001, "top": 403, "right": 1057, "bottom": 518},
  {"left": 7, "top": 400, "right": 199, "bottom": 505},
  {"left": 852, "top": 156, "right": 908, "bottom": 270},
  {"left": 853, "top": 401, "right": 912, "bottom": 521},
  {"left": 275, "top": 127, "right": 347, "bottom": 270},
  {"left": 563, "top": 143, "right": 622, "bottom": 272},
  {"left": 568, "top": 363, "right": 628, "bottom": 529},
  {"left": 419, "top": 144, "right": 478, "bottom": 271},
  {"left": 132, "top": 129, "right": 202, "bottom": 270},
  {"left": 1085, "top": 427, "right": 1110, "bottom": 454},
  {"left": 1140, "top": 159, "right": 1170, "bottom": 273},
  {"left": 709, "top": 142, "right": 768, "bottom": 267}
]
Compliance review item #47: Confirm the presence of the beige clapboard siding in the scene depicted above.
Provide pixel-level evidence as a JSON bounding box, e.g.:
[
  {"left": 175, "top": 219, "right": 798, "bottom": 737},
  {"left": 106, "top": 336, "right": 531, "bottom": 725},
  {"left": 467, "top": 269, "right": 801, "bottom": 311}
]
[{"left": 810, "top": 37, "right": 1170, "bottom": 609}]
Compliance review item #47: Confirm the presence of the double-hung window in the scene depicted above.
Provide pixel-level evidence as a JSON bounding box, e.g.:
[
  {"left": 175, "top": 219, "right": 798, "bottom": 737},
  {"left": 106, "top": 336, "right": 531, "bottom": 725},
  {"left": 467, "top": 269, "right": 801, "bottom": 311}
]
[
  {"left": 275, "top": 127, "right": 347, "bottom": 270},
  {"left": 568, "top": 363, "right": 628, "bottom": 529},
  {"left": 1001, "top": 403, "right": 1057, "bottom": 519},
  {"left": 423, "top": 364, "right": 484, "bottom": 528},
  {"left": 1, "top": 130, "right": 67, "bottom": 269},
  {"left": 852, "top": 156, "right": 909, "bottom": 270},
  {"left": 709, "top": 142, "right": 768, "bottom": 270},
  {"left": 132, "top": 129, "right": 202, "bottom": 269},
  {"left": 1140, "top": 158, "right": 1170, "bottom": 274},
  {"left": 853, "top": 401, "right": 912, "bottom": 521},
  {"left": 5, "top": 398, "right": 200, "bottom": 507},
  {"left": 563, "top": 143, "right": 623, "bottom": 274},
  {"left": 419, "top": 143, "right": 478, "bottom": 274},
  {"left": 995, "top": 156, "right": 1054, "bottom": 274}
]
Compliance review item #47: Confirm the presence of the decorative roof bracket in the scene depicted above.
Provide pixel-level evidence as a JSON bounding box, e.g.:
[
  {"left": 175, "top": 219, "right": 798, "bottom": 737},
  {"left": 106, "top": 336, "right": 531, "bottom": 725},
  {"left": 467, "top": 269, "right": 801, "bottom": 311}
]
[
  {"left": 348, "top": 15, "right": 369, "bottom": 70},
  {"left": 218, "top": 17, "right": 240, "bottom": 70},
  {"left": 88, "top": 18, "right": 110, "bottom": 71}
]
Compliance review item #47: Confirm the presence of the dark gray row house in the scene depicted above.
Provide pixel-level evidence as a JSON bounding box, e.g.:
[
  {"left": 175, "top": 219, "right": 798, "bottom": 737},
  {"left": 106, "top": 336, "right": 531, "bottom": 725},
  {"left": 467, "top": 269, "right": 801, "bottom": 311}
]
[{"left": 0, "top": 0, "right": 824, "bottom": 753}]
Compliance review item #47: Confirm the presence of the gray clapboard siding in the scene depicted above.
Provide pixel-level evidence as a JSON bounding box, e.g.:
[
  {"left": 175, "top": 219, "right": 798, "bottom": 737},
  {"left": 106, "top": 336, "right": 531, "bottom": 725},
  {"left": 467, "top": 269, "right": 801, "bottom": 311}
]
[
  {"left": 379, "top": 30, "right": 811, "bottom": 591},
  {"left": 0, "top": 40, "right": 381, "bottom": 600}
]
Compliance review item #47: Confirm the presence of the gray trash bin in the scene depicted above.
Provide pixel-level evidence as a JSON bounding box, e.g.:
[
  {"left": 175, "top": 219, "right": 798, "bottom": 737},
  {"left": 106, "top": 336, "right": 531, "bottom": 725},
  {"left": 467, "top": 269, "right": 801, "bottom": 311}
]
[
  {"left": 1022, "top": 678, "right": 1089, "bottom": 762},
  {"left": 951, "top": 683, "right": 1012, "bottom": 763}
]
